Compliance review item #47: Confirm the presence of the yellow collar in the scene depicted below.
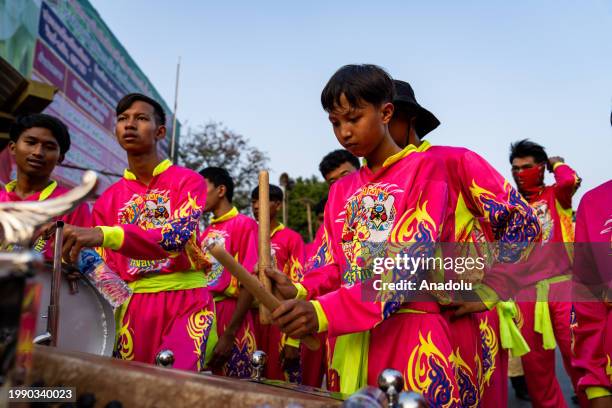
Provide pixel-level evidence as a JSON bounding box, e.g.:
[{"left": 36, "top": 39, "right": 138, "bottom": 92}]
[
  {"left": 5, "top": 180, "right": 58, "bottom": 201},
  {"left": 123, "top": 159, "right": 173, "bottom": 180},
  {"left": 271, "top": 223, "right": 285, "bottom": 238},
  {"left": 362, "top": 144, "right": 418, "bottom": 169},
  {"left": 381, "top": 144, "right": 417, "bottom": 167},
  {"left": 417, "top": 140, "right": 432, "bottom": 152},
  {"left": 211, "top": 207, "right": 239, "bottom": 224}
]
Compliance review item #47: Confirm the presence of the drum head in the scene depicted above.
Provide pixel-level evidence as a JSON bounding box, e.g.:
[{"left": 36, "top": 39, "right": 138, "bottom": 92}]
[{"left": 33, "top": 270, "right": 115, "bottom": 356}]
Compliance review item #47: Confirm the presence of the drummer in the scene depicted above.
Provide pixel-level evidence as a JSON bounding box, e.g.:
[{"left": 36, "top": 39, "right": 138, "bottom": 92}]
[
  {"left": 0, "top": 113, "right": 90, "bottom": 255},
  {"left": 60, "top": 93, "right": 217, "bottom": 372}
]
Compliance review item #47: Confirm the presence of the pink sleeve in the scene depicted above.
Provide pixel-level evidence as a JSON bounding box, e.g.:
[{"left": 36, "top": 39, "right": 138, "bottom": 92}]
[
  {"left": 552, "top": 163, "right": 580, "bottom": 209},
  {"left": 237, "top": 218, "right": 258, "bottom": 274},
  {"left": 107, "top": 174, "right": 206, "bottom": 260},
  {"left": 461, "top": 151, "right": 540, "bottom": 246},
  {"left": 572, "top": 196, "right": 611, "bottom": 391},
  {"left": 458, "top": 152, "right": 544, "bottom": 299},
  {"left": 572, "top": 301, "right": 611, "bottom": 391},
  {"left": 301, "top": 220, "right": 342, "bottom": 298},
  {"left": 317, "top": 179, "right": 449, "bottom": 337}
]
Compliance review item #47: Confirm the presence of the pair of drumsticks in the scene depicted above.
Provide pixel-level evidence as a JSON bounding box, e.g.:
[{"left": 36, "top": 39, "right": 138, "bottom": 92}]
[{"left": 207, "top": 171, "right": 320, "bottom": 350}]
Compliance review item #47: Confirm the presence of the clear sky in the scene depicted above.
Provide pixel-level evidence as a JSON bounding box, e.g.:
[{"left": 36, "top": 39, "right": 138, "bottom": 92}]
[{"left": 90, "top": 0, "right": 611, "bottom": 202}]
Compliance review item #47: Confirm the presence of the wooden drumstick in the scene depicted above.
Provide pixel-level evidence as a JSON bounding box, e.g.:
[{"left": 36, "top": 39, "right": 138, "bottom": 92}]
[
  {"left": 257, "top": 171, "right": 273, "bottom": 324},
  {"left": 208, "top": 243, "right": 320, "bottom": 351}
]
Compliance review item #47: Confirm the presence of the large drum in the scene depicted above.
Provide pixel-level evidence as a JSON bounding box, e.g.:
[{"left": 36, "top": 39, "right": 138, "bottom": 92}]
[{"left": 32, "top": 267, "right": 115, "bottom": 356}]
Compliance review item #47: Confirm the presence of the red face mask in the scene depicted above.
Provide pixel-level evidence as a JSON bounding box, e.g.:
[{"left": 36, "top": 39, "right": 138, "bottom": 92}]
[{"left": 513, "top": 164, "right": 545, "bottom": 199}]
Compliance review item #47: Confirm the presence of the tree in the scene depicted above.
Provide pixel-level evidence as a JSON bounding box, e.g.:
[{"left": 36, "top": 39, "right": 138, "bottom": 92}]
[
  {"left": 286, "top": 176, "right": 328, "bottom": 242},
  {"left": 179, "top": 121, "right": 270, "bottom": 211}
]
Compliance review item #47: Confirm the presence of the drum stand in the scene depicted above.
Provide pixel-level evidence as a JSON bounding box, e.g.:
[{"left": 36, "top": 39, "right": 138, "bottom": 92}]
[{"left": 33, "top": 221, "right": 64, "bottom": 347}]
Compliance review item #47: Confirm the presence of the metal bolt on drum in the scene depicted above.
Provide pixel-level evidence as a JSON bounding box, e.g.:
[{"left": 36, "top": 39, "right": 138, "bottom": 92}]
[
  {"left": 250, "top": 350, "right": 267, "bottom": 381},
  {"left": 155, "top": 349, "right": 175, "bottom": 368},
  {"left": 378, "top": 368, "right": 404, "bottom": 408},
  {"left": 397, "top": 391, "right": 429, "bottom": 408}
]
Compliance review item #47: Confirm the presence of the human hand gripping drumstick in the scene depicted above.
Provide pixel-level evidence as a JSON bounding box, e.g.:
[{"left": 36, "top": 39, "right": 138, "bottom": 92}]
[
  {"left": 257, "top": 170, "right": 273, "bottom": 324},
  {"left": 207, "top": 242, "right": 320, "bottom": 350}
]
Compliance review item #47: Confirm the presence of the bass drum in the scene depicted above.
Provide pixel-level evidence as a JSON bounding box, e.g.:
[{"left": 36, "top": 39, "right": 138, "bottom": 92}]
[{"left": 32, "top": 269, "right": 115, "bottom": 356}]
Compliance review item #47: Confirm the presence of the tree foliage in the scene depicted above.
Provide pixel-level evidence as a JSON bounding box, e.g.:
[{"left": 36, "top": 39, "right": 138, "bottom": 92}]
[
  {"left": 286, "top": 176, "right": 328, "bottom": 242},
  {"left": 178, "top": 121, "right": 270, "bottom": 211}
]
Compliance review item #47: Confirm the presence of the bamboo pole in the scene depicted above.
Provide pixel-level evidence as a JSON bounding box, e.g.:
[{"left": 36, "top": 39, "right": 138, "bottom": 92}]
[{"left": 257, "top": 171, "right": 273, "bottom": 324}]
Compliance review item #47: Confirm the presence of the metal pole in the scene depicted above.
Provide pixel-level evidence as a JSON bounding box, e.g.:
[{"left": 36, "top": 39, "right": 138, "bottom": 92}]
[
  {"left": 48, "top": 220, "right": 64, "bottom": 347},
  {"left": 170, "top": 56, "right": 181, "bottom": 163}
]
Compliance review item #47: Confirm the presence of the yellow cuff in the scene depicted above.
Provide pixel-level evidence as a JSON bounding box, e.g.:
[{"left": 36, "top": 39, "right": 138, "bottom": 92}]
[
  {"left": 285, "top": 337, "right": 300, "bottom": 348},
  {"left": 552, "top": 162, "right": 567, "bottom": 170},
  {"left": 474, "top": 283, "right": 499, "bottom": 310},
  {"left": 311, "top": 300, "right": 328, "bottom": 333},
  {"left": 294, "top": 282, "right": 307, "bottom": 300},
  {"left": 586, "top": 386, "right": 612, "bottom": 399},
  {"left": 98, "top": 226, "right": 124, "bottom": 250}
]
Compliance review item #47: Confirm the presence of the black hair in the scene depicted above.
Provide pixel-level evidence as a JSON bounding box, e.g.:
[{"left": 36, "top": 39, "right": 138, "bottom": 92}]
[
  {"left": 9, "top": 113, "right": 71, "bottom": 155},
  {"left": 509, "top": 139, "right": 548, "bottom": 164},
  {"left": 199, "top": 167, "right": 234, "bottom": 202},
  {"left": 314, "top": 197, "right": 327, "bottom": 215},
  {"left": 251, "top": 184, "right": 283, "bottom": 202},
  {"left": 321, "top": 64, "right": 395, "bottom": 112},
  {"left": 318, "top": 149, "right": 360, "bottom": 179},
  {"left": 116, "top": 93, "right": 166, "bottom": 126}
]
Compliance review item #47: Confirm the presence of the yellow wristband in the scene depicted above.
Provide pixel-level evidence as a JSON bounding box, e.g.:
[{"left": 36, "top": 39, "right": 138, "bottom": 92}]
[
  {"left": 285, "top": 337, "right": 300, "bottom": 348},
  {"left": 97, "top": 226, "right": 124, "bottom": 250},
  {"left": 310, "top": 300, "right": 328, "bottom": 333},
  {"left": 294, "top": 282, "right": 307, "bottom": 300},
  {"left": 585, "top": 386, "right": 612, "bottom": 400}
]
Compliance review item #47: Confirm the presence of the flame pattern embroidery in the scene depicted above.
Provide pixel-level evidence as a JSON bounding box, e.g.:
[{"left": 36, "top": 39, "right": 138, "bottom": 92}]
[
  {"left": 478, "top": 316, "right": 499, "bottom": 390},
  {"left": 406, "top": 332, "right": 461, "bottom": 407},
  {"left": 470, "top": 180, "right": 541, "bottom": 262},
  {"left": 305, "top": 229, "right": 333, "bottom": 271},
  {"left": 285, "top": 255, "right": 304, "bottom": 283},
  {"left": 379, "top": 197, "right": 438, "bottom": 319},
  {"left": 606, "top": 355, "right": 612, "bottom": 382},
  {"left": 160, "top": 193, "right": 203, "bottom": 252},
  {"left": 449, "top": 349, "right": 479, "bottom": 408},
  {"left": 187, "top": 309, "right": 215, "bottom": 371},
  {"left": 223, "top": 325, "right": 256, "bottom": 378},
  {"left": 115, "top": 318, "right": 135, "bottom": 361}
]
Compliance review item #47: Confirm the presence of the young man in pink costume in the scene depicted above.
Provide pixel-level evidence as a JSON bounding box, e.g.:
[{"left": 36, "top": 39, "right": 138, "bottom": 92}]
[
  {"left": 251, "top": 184, "right": 305, "bottom": 382},
  {"left": 1, "top": 114, "right": 90, "bottom": 255},
  {"left": 270, "top": 64, "right": 465, "bottom": 407},
  {"left": 572, "top": 178, "right": 612, "bottom": 408},
  {"left": 60, "top": 93, "right": 216, "bottom": 372},
  {"left": 301, "top": 150, "right": 360, "bottom": 387},
  {"left": 199, "top": 167, "right": 258, "bottom": 378},
  {"left": 510, "top": 139, "right": 583, "bottom": 407},
  {"left": 388, "top": 80, "right": 537, "bottom": 407}
]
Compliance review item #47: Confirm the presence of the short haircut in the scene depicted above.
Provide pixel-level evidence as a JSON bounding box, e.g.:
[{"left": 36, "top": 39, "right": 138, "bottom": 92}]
[
  {"left": 251, "top": 184, "right": 283, "bottom": 202},
  {"left": 319, "top": 149, "right": 360, "bottom": 179},
  {"left": 200, "top": 167, "right": 234, "bottom": 202},
  {"left": 509, "top": 139, "right": 548, "bottom": 164},
  {"left": 321, "top": 64, "right": 395, "bottom": 113},
  {"left": 9, "top": 113, "right": 71, "bottom": 155},
  {"left": 116, "top": 93, "right": 166, "bottom": 126}
]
